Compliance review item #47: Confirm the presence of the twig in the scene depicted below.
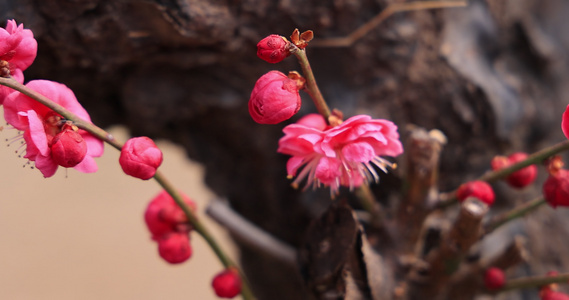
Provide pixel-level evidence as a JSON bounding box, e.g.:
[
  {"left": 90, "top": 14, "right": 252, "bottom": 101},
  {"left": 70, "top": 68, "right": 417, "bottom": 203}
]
[
  {"left": 438, "top": 140, "right": 569, "bottom": 208},
  {"left": 0, "top": 76, "right": 256, "bottom": 300},
  {"left": 311, "top": 1, "right": 467, "bottom": 47},
  {"left": 409, "top": 198, "right": 488, "bottom": 299},
  {"left": 291, "top": 46, "right": 331, "bottom": 121},
  {"left": 398, "top": 126, "right": 446, "bottom": 251},
  {"left": 497, "top": 272, "right": 569, "bottom": 293},
  {"left": 206, "top": 199, "right": 297, "bottom": 267},
  {"left": 484, "top": 196, "right": 547, "bottom": 234}
]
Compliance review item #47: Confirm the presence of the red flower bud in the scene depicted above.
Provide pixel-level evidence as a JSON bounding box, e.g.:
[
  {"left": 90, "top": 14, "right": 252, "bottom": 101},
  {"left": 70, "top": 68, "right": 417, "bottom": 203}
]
[
  {"left": 157, "top": 232, "right": 192, "bottom": 264},
  {"left": 491, "top": 152, "right": 537, "bottom": 188},
  {"left": 257, "top": 34, "right": 290, "bottom": 63},
  {"left": 456, "top": 180, "right": 495, "bottom": 205},
  {"left": 484, "top": 267, "right": 506, "bottom": 290},
  {"left": 49, "top": 124, "right": 87, "bottom": 168},
  {"left": 249, "top": 71, "right": 301, "bottom": 124},
  {"left": 119, "top": 136, "right": 163, "bottom": 180},
  {"left": 145, "top": 190, "right": 197, "bottom": 239},
  {"left": 542, "top": 291, "right": 569, "bottom": 300},
  {"left": 212, "top": 268, "right": 242, "bottom": 298},
  {"left": 543, "top": 169, "right": 569, "bottom": 208}
]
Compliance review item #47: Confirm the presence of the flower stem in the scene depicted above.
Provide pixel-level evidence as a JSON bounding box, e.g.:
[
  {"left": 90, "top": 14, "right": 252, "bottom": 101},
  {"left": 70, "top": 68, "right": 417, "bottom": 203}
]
[
  {"left": 497, "top": 272, "right": 569, "bottom": 293},
  {"left": 291, "top": 48, "right": 332, "bottom": 121},
  {"left": 355, "top": 184, "right": 384, "bottom": 227},
  {"left": 153, "top": 172, "right": 256, "bottom": 300},
  {"left": 484, "top": 196, "right": 547, "bottom": 234},
  {"left": 438, "top": 140, "right": 569, "bottom": 208},
  {"left": 0, "top": 76, "right": 255, "bottom": 300}
]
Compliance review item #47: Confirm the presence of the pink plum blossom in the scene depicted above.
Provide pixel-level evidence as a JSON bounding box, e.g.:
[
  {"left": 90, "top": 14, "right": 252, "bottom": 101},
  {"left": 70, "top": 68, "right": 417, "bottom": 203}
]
[
  {"left": 278, "top": 114, "right": 403, "bottom": 195},
  {"left": 0, "top": 20, "right": 38, "bottom": 103},
  {"left": 3, "top": 80, "right": 103, "bottom": 177}
]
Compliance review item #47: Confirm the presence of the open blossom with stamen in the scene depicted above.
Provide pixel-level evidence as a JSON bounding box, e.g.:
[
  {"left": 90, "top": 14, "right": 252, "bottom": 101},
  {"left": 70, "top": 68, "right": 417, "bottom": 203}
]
[
  {"left": 3, "top": 80, "right": 103, "bottom": 177},
  {"left": 278, "top": 114, "right": 403, "bottom": 194},
  {"left": 0, "top": 20, "right": 37, "bottom": 102}
]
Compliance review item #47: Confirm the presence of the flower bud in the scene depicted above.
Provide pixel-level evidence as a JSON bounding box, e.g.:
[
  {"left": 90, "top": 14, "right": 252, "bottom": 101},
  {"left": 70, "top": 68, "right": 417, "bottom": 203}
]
[
  {"left": 257, "top": 34, "right": 290, "bottom": 63},
  {"left": 212, "top": 268, "right": 242, "bottom": 298},
  {"left": 491, "top": 152, "right": 537, "bottom": 188},
  {"left": 484, "top": 267, "right": 505, "bottom": 290},
  {"left": 543, "top": 169, "right": 569, "bottom": 208},
  {"left": 49, "top": 124, "right": 87, "bottom": 168},
  {"left": 119, "top": 136, "right": 163, "bottom": 180},
  {"left": 144, "top": 190, "right": 197, "bottom": 239},
  {"left": 157, "top": 232, "right": 192, "bottom": 264},
  {"left": 456, "top": 180, "right": 495, "bottom": 206},
  {"left": 249, "top": 71, "right": 301, "bottom": 124}
]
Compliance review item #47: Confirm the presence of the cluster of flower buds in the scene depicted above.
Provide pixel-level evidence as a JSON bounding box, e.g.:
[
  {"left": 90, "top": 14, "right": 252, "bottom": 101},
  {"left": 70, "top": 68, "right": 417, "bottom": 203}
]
[
  {"left": 456, "top": 180, "right": 495, "bottom": 206},
  {"left": 211, "top": 268, "right": 242, "bottom": 298},
  {"left": 119, "top": 136, "right": 163, "bottom": 180},
  {"left": 491, "top": 152, "right": 537, "bottom": 188},
  {"left": 144, "top": 190, "right": 197, "bottom": 264},
  {"left": 249, "top": 30, "right": 315, "bottom": 125}
]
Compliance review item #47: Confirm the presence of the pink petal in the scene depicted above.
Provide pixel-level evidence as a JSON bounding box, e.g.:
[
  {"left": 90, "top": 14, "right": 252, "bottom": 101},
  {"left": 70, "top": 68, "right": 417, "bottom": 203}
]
[
  {"left": 35, "top": 154, "right": 58, "bottom": 178},
  {"left": 82, "top": 134, "right": 104, "bottom": 157},
  {"left": 26, "top": 110, "right": 50, "bottom": 156},
  {"left": 296, "top": 113, "right": 327, "bottom": 130},
  {"left": 315, "top": 157, "right": 342, "bottom": 185},
  {"left": 73, "top": 155, "right": 98, "bottom": 173},
  {"left": 342, "top": 142, "right": 375, "bottom": 163},
  {"left": 286, "top": 156, "right": 305, "bottom": 176}
]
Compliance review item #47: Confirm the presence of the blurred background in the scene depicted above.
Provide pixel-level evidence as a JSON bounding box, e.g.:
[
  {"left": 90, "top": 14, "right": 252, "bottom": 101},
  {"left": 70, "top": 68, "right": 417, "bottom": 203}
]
[{"left": 0, "top": 117, "right": 237, "bottom": 300}]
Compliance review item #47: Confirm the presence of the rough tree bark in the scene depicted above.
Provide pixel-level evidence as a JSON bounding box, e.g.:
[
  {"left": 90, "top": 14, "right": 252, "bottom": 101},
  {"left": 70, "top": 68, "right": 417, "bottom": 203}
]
[{"left": 3, "top": 0, "right": 569, "bottom": 299}]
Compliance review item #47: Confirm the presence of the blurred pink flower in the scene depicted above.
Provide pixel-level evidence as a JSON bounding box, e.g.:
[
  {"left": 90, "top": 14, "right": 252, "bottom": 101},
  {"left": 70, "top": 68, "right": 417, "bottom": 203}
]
[
  {"left": 0, "top": 20, "right": 38, "bottom": 102},
  {"left": 278, "top": 114, "right": 403, "bottom": 194},
  {"left": 212, "top": 268, "right": 242, "bottom": 298},
  {"left": 3, "top": 80, "right": 103, "bottom": 177},
  {"left": 157, "top": 232, "right": 192, "bottom": 264}
]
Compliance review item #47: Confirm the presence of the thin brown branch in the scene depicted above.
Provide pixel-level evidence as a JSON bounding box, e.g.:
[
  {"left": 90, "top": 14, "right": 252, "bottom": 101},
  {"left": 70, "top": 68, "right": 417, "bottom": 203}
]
[{"left": 311, "top": 1, "right": 467, "bottom": 47}]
